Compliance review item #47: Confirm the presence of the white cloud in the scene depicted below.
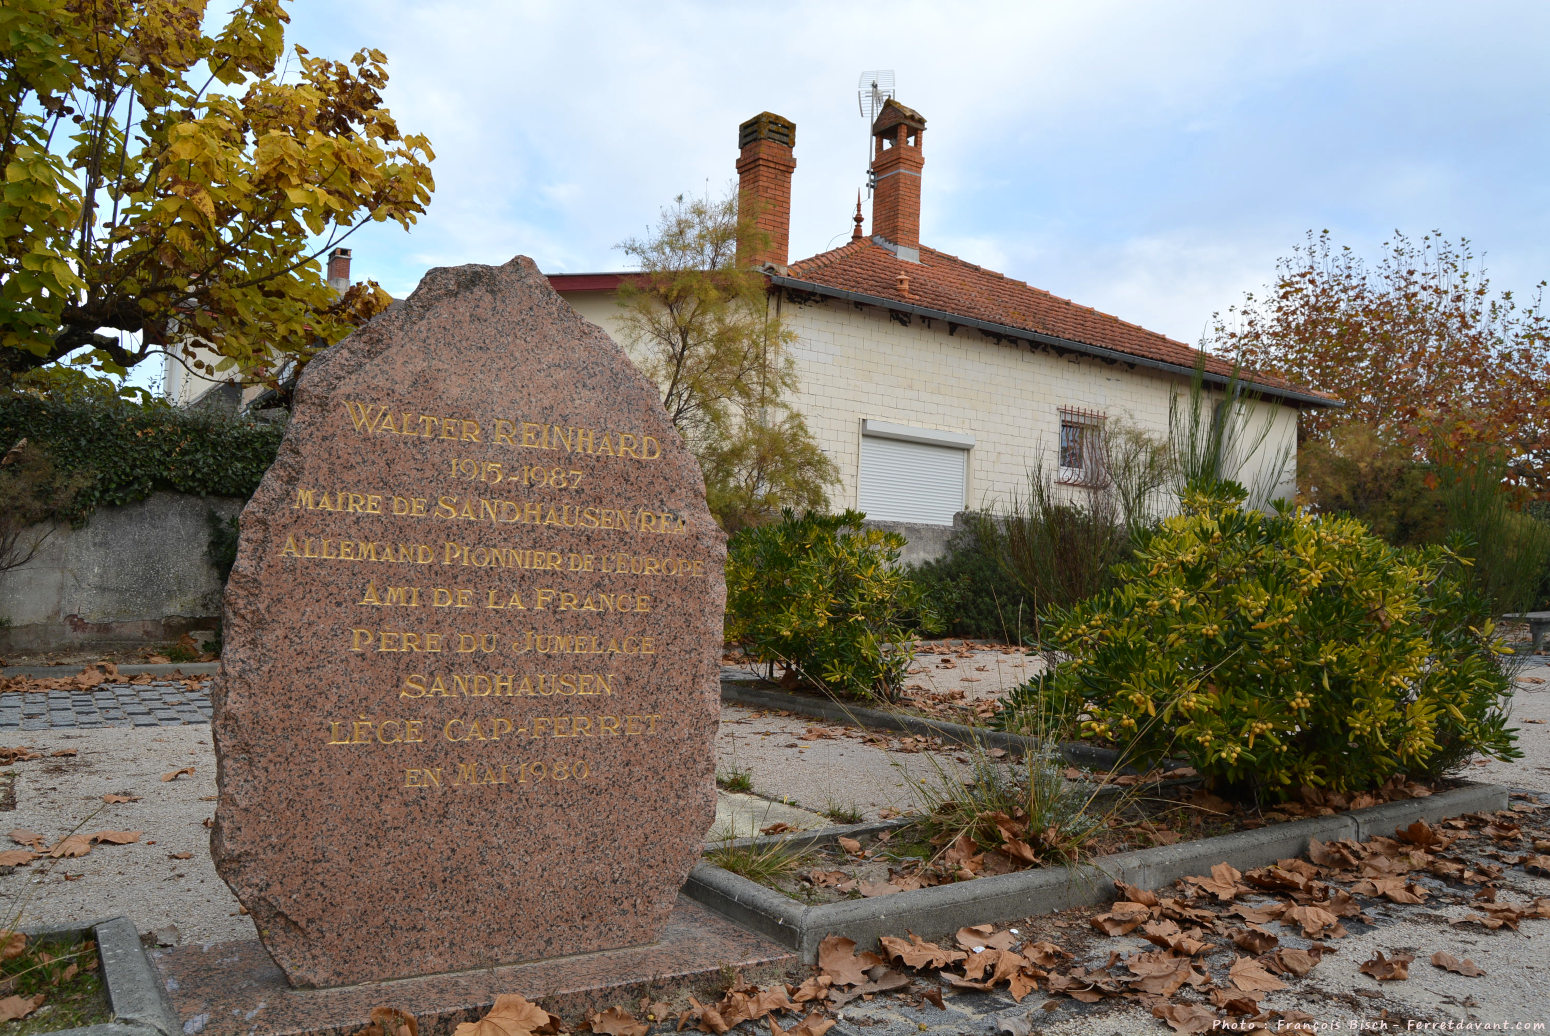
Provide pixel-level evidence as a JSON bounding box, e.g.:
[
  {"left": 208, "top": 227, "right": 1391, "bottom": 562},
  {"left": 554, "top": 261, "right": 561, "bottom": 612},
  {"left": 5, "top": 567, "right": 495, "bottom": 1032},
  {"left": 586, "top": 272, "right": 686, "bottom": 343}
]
[{"left": 281, "top": 0, "right": 1550, "bottom": 333}]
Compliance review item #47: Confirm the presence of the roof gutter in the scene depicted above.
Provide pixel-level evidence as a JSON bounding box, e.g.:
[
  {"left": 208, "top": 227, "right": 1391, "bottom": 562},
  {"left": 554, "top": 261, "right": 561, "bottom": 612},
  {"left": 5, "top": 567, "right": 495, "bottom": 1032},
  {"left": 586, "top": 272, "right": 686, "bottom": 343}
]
[{"left": 765, "top": 272, "right": 1341, "bottom": 410}]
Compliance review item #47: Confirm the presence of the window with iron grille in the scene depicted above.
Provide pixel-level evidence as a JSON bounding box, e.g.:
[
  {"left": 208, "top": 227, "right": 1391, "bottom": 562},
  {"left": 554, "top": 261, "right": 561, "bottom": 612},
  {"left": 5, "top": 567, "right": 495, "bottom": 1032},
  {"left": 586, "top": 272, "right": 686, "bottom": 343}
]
[{"left": 1057, "top": 407, "right": 1105, "bottom": 486}]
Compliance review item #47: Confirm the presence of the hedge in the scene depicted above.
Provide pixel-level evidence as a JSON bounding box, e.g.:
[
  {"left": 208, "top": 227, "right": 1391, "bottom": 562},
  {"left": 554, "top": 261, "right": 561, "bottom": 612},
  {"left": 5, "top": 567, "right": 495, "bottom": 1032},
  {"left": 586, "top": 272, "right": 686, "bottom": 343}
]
[{"left": 0, "top": 394, "right": 283, "bottom": 524}]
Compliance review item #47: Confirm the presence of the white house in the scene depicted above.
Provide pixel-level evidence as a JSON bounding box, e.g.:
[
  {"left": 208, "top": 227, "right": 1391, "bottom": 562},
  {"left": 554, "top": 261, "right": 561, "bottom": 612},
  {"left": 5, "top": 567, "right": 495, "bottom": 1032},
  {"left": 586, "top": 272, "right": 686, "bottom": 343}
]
[
  {"left": 163, "top": 248, "right": 356, "bottom": 410},
  {"left": 553, "top": 102, "right": 1335, "bottom": 538}
]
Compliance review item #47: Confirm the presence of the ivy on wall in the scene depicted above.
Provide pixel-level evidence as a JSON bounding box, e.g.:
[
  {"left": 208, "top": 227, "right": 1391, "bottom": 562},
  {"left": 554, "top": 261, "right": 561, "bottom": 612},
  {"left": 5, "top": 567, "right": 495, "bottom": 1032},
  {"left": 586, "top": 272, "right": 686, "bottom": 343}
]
[{"left": 0, "top": 395, "right": 283, "bottom": 525}]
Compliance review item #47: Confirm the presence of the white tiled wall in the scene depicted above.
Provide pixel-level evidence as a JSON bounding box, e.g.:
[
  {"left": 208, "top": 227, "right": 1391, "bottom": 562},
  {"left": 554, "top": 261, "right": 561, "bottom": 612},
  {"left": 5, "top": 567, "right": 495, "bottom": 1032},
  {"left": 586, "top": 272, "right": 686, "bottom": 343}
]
[{"left": 563, "top": 290, "right": 1300, "bottom": 515}]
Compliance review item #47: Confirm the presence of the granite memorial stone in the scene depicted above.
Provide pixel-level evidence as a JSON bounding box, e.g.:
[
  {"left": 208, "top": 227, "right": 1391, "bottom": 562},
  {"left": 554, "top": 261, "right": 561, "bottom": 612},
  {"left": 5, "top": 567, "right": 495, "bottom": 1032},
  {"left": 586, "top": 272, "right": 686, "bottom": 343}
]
[{"left": 212, "top": 256, "right": 725, "bottom": 987}]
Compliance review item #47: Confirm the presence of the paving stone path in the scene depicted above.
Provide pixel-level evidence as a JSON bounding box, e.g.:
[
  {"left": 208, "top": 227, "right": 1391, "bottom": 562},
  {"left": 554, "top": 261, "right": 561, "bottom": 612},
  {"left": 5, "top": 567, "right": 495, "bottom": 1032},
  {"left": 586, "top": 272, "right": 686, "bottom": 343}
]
[{"left": 0, "top": 681, "right": 211, "bottom": 730}]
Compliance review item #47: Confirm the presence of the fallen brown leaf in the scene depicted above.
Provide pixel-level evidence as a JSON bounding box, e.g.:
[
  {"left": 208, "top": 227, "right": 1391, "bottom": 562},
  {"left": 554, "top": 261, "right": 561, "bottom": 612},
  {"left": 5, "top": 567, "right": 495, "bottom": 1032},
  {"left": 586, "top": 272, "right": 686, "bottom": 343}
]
[
  {"left": 1358, "top": 950, "right": 1413, "bottom": 982},
  {"left": 580, "top": 1006, "right": 647, "bottom": 1036},
  {"left": 1280, "top": 903, "right": 1343, "bottom": 939},
  {"left": 835, "top": 836, "right": 862, "bottom": 855},
  {"left": 1127, "top": 952, "right": 1205, "bottom": 996},
  {"left": 1182, "top": 862, "right": 1244, "bottom": 901},
  {"left": 352, "top": 1006, "right": 419, "bottom": 1036},
  {"left": 1430, "top": 951, "right": 1486, "bottom": 977},
  {"left": 768, "top": 1013, "right": 835, "bottom": 1036},
  {"left": 1151, "top": 1000, "right": 1219, "bottom": 1033},
  {"left": 1267, "top": 946, "right": 1324, "bottom": 978},
  {"left": 1091, "top": 900, "right": 1152, "bottom": 936},
  {"left": 451, "top": 994, "right": 559, "bottom": 1036},
  {"left": 1114, "top": 880, "right": 1159, "bottom": 907},
  {"left": 49, "top": 749, "right": 77, "bottom": 758},
  {"left": 161, "top": 767, "right": 195, "bottom": 782},
  {"left": 815, "top": 935, "right": 882, "bottom": 987},
  {"left": 169, "top": 851, "right": 193, "bottom": 860},
  {"left": 1228, "top": 955, "right": 1286, "bottom": 993},
  {"left": 1021, "top": 940, "right": 1071, "bottom": 966},
  {"left": 0, "top": 932, "right": 24, "bottom": 962},
  {"left": 879, "top": 933, "right": 965, "bottom": 970},
  {"left": 0, "top": 850, "right": 38, "bottom": 867},
  {"left": 637, "top": 999, "right": 674, "bottom": 1025},
  {"left": 48, "top": 834, "right": 92, "bottom": 859},
  {"left": 788, "top": 975, "right": 831, "bottom": 1003},
  {"left": 7, "top": 830, "right": 45, "bottom": 850},
  {"left": 1230, "top": 925, "right": 1279, "bottom": 954},
  {"left": 91, "top": 830, "right": 141, "bottom": 845},
  {"left": 101, "top": 794, "right": 139, "bottom": 804},
  {"left": 0, "top": 993, "right": 45, "bottom": 1023}
]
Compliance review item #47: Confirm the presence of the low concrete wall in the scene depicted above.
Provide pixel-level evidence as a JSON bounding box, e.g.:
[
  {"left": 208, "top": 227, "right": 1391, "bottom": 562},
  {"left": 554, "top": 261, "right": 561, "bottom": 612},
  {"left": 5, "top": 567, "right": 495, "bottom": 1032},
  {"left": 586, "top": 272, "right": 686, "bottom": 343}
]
[
  {"left": 0, "top": 492, "right": 241, "bottom": 654},
  {"left": 864, "top": 514, "right": 965, "bottom": 566}
]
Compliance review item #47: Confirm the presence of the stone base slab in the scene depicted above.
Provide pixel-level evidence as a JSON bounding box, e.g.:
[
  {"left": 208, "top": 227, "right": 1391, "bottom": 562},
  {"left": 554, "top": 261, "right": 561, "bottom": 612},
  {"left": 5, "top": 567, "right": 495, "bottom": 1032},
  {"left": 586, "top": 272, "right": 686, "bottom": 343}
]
[{"left": 150, "top": 897, "right": 797, "bottom": 1036}]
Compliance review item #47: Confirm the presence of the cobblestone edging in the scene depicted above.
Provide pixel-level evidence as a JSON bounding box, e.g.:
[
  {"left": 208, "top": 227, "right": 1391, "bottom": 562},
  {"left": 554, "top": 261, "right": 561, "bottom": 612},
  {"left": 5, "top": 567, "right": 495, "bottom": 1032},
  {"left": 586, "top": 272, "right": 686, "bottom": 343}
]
[{"left": 684, "top": 781, "right": 1511, "bottom": 962}]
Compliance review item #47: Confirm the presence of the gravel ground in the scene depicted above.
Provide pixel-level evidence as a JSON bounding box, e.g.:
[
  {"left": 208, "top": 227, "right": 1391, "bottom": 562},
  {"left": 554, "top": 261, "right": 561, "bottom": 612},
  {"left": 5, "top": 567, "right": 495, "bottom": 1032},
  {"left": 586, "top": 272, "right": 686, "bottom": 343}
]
[
  {"left": 717, "top": 702, "right": 993, "bottom": 821},
  {"left": 1475, "top": 656, "right": 1550, "bottom": 795},
  {"left": 0, "top": 724, "right": 250, "bottom": 945},
  {"left": 2, "top": 651, "right": 1548, "bottom": 1032}
]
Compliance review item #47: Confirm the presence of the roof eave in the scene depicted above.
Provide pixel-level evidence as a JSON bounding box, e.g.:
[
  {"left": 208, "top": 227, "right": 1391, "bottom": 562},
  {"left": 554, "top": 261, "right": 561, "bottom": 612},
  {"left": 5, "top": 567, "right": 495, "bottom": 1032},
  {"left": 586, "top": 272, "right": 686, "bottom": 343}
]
[{"left": 767, "top": 272, "right": 1342, "bottom": 410}]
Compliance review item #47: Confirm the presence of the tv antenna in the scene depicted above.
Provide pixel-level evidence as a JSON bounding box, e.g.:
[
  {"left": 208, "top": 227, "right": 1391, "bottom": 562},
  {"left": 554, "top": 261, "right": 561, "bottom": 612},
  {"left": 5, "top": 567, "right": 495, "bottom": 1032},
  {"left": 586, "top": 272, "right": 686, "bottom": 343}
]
[{"left": 857, "top": 70, "right": 895, "bottom": 194}]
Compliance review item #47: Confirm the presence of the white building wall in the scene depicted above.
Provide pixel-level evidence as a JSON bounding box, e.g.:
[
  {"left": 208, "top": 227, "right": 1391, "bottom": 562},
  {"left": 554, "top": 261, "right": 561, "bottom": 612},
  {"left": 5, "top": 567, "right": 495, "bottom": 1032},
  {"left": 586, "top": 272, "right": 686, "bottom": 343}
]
[{"left": 560, "top": 289, "right": 1302, "bottom": 517}]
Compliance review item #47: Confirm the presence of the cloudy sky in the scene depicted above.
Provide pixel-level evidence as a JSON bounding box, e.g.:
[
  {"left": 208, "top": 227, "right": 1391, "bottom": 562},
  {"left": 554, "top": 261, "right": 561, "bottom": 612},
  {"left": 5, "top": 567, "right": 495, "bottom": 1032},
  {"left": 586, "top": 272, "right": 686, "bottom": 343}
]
[{"left": 282, "top": 0, "right": 1550, "bottom": 349}]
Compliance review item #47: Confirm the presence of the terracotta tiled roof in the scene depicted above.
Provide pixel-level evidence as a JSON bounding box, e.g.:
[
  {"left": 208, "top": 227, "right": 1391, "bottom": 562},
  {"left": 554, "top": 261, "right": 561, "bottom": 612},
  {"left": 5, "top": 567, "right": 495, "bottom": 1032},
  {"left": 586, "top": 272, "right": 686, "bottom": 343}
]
[{"left": 783, "top": 240, "right": 1335, "bottom": 404}]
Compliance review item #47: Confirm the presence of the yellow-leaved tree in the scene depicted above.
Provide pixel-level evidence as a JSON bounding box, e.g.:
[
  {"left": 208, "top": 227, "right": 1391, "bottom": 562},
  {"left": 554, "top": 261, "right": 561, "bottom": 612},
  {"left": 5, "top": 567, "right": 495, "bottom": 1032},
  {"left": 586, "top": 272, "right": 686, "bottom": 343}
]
[{"left": 0, "top": 0, "right": 434, "bottom": 386}]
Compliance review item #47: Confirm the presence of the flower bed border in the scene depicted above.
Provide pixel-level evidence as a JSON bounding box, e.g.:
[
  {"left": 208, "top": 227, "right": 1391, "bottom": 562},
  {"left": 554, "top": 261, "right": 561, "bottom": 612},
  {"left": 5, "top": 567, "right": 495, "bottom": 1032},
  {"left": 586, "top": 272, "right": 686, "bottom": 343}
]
[
  {"left": 18, "top": 916, "right": 179, "bottom": 1036},
  {"left": 684, "top": 781, "right": 1510, "bottom": 962}
]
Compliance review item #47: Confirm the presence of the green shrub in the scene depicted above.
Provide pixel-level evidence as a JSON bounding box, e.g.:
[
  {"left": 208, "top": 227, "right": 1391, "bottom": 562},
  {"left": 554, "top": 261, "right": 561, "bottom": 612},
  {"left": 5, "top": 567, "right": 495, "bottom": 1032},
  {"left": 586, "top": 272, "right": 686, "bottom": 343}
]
[
  {"left": 1437, "top": 445, "right": 1550, "bottom": 617},
  {"left": 1298, "top": 423, "right": 1448, "bottom": 547},
  {"left": 984, "top": 467, "right": 1132, "bottom": 620},
  {"left": 1047, "top": 483, "right": 1519, "bottom": 799},
  {"left": 0, "top": 394, "right": 282, "bottom": 524},
  {"left": 907, "top": 514, "right": 1036, "bottom": 640},
  {"left": 725, "top": 509, "right": 939, "bottom": 701},
  {"left": 993, "top": 670, "right": 1083, "bottom": 740}
]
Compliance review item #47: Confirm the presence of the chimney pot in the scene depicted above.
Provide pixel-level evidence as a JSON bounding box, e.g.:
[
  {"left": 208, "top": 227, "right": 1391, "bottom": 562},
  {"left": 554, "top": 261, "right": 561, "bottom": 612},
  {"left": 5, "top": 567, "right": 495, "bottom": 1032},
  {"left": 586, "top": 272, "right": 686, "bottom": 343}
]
[
  {"left": 735, "top": 112, "right": 797, "bottom": 268},
  {"left": 869, "top": 99, "right": 926, "bottom": 262},
  {"left": 327, "top": 247, "right": 352, "bottom": 293}
]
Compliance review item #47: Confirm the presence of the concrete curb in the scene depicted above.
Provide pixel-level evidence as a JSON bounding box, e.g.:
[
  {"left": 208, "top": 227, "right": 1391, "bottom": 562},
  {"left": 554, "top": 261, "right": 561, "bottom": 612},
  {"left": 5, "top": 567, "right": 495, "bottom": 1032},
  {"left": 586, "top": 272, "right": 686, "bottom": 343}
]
[
  {"left": 684, "top": 781, "right": 1509, "bottom": 962},
  {"left": 0, "top": 663, "right": 219, "bottom": 679},
  {"left": 721, "top": 679, "right": 1125, "bottom": 771},
  {"left": 709, "top": 818, "right": 910, "bottom": 854},
  {"left": 22, "top": 916, "right": 179, "bottom": 1036}
]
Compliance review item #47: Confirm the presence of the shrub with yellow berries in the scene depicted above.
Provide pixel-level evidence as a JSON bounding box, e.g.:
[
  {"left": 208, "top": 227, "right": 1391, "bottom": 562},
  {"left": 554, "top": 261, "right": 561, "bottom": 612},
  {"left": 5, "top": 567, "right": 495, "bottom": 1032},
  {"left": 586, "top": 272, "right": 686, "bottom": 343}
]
[{"left": 1043, "top": 482, "right": 1519, "bottom": 799}]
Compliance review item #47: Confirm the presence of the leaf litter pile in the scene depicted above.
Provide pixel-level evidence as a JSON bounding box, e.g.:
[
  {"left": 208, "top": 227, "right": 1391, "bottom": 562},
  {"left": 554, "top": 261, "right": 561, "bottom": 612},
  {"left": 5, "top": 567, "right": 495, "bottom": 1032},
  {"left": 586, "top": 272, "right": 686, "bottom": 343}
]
[
  {"left": 0, "top": 662, "right": 208, "bottom": 695},
  {"left": 360, "top": 801, "right": 1550, "bottom": 1035}
]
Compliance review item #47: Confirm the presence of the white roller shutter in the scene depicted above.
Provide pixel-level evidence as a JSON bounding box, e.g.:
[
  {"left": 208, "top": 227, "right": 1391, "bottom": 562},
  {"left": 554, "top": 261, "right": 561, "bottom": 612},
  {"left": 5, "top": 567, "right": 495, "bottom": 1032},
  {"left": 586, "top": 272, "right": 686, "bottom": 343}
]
[{"left": 857, "top": 428, "right": 969, "bottom": 525}]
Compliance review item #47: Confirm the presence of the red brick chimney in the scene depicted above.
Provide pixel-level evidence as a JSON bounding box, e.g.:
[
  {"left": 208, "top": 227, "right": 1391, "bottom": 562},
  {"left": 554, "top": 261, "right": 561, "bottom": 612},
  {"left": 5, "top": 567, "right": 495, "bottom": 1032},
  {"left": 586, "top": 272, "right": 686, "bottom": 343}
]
[
  {"left": 869, "top": 99, "right": 926, "bottom": 263},
  {"left": 327, "top": 247, "right": 352, "bottom": 293},
  {"left": 735, "top": 112, "right": 797, "bottom": 268}
]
